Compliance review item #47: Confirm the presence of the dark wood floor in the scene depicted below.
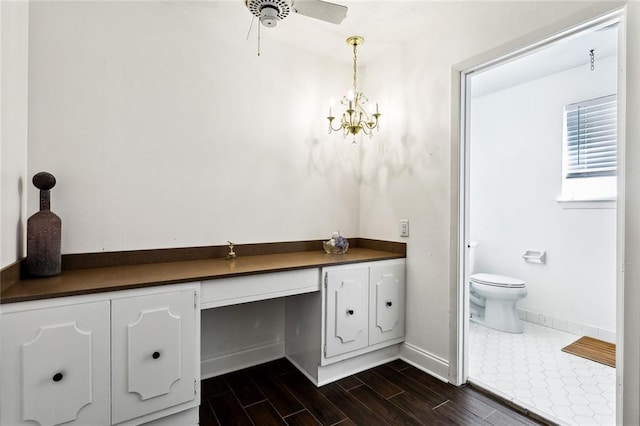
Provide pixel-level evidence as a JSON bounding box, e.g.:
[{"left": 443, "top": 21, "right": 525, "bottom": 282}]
[{"left": 199, "top": 358, "right": 551, "bottom": 426}]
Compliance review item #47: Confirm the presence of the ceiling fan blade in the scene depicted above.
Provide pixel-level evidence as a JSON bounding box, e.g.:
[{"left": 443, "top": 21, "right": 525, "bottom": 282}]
[{"left": 292, "top": 0, "right": 347, "bottom": 25}]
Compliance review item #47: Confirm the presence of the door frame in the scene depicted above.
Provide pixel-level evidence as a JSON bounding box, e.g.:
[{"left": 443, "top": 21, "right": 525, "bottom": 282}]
[{"left": 448, "top": 4, "right": 626, "bottom": 421}]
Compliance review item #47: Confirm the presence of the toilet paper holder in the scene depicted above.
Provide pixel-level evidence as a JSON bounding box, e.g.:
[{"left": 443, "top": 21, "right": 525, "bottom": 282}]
[{"left": 522, "top": 250, "right": 546, "bottom": 264}]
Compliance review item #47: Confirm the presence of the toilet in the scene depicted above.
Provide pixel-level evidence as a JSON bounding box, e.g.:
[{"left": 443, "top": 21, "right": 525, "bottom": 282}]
[
  {"left": 469, "top": 273, "right": 527, "bottom": 333},
  {"left": 468, "top": 243, "right": 527, "bottom": 333}
]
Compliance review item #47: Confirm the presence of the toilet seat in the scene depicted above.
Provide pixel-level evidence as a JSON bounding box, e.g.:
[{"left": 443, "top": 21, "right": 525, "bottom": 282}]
[{"left": 470, "top": 273, "right": 525, "bottom": 288}]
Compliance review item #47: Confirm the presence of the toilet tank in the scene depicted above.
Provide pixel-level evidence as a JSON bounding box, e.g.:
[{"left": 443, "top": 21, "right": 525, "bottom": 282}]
[{"left": 468, "top": 242, "right": 478, "bottom": 275}]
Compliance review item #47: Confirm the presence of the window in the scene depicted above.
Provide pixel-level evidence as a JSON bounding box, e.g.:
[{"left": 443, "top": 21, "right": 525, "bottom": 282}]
[
  {"left": 560, "top": 94, "right": 617, "bottom": 205},
  {"left": 565, "top": 94, "right": 617, "bottom": 178}
]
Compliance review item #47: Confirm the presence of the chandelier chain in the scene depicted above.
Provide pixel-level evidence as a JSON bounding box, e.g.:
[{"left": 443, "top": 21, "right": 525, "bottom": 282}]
[{"left": 352, "top": 43, "right": 358, "bottom": 92}]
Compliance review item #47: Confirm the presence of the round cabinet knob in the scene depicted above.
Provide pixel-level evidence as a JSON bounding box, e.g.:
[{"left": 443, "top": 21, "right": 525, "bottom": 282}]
[
  {"left": 52, "top": 372, "right": 64, "bottom": 382},
  {"left": 386, "top": 301, "right": 393, "bottom": 307},
  {"left": 152, "top": 351, "right": 161, "bottom": 360},
  {"left": 347, "top": 309, "right": 354, "bottom": 315}
]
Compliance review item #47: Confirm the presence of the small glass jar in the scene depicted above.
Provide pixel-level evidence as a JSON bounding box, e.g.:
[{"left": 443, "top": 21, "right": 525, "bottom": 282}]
[{"left": 323, "top": 232, "right": 349, "bottom": 254}]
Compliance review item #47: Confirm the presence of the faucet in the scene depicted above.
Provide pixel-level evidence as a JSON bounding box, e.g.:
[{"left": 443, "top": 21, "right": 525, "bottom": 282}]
[{"left": 227, "top": 241, "right": 236, "bottom": 259}]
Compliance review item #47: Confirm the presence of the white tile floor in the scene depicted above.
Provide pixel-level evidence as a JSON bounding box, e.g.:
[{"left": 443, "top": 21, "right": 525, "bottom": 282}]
[{"left": 469, "top": 321, "right": 616, "bottom": 426}]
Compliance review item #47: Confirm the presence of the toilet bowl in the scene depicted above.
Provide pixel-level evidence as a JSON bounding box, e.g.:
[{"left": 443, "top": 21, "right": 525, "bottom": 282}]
[{"left": 469, "top": 273, "right": 527, "bottom": 333}]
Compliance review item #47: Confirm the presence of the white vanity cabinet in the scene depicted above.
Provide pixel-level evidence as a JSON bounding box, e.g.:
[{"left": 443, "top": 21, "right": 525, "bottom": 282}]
[
  {"left": 285, "top": 258, "right": 406, "bottom": 385},
  {"left": 323, "top": 259, "right": 405, "bottom": 363},
  {"left": 324, "top": 266, "right": 370, "bottom": 358},
  {"left": 111, "top": 288, "right": 199, "bottom": 425},
  {"left": 0, "top": 300, "right": 111, "bottom": 426},
  {"left": 368, "top": 261, "right": 406, "bottom": 346},
  {"left": 0, "top": 283, "right": 200, "bottom": 426}
]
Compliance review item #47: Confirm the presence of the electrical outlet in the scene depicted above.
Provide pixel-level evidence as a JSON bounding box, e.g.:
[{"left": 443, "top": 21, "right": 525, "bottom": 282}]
[{"left": 400, "top": 219, "right": 409, "bottom": 237}]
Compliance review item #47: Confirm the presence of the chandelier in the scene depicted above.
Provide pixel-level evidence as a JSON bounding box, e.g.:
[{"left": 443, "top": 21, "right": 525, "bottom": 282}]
[{"left": 327, "top": 36, "right": 381, "bottom": 144}]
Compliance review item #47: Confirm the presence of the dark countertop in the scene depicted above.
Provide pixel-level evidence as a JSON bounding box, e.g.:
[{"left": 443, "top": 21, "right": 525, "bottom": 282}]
[{"left": 0, "top": 247, "right": 404, "bottom": 304}]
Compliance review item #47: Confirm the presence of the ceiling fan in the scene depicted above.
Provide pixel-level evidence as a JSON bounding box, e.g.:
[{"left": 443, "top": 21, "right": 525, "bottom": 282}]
[{"left": 245, "top": 0, "right": 348, "bottom": 28}]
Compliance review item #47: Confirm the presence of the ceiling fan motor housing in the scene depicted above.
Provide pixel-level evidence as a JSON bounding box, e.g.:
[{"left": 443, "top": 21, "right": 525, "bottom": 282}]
[{"left": 246, "top": 0, "right": 291, "bottom": 27}]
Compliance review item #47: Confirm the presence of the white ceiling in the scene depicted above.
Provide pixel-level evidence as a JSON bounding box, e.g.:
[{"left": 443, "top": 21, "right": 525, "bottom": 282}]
[
  {"left": 242, "top": 0, "right": 432, "bottom": 61},
  {"left": 190, "top": 0, "right": 475, "bottom": 64},
  {"left": 468, "top": 23, "right": 618, "bottom": 97},
  {"left": 186, "top": 0, "right": 618, "bottom": 93}
]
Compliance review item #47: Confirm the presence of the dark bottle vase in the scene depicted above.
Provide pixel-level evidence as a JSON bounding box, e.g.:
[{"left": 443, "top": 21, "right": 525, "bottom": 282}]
[{"left": 26, "top": 172, "right": 62, "bottom": 277}]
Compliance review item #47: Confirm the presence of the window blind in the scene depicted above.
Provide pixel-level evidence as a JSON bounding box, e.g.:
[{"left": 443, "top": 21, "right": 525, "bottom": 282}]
[{"left": 565, "top": 94, "right": 617, "bottom": 179}]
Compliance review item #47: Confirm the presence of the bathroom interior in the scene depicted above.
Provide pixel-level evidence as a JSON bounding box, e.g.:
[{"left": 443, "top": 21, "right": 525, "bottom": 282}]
[{"left": 466, "top": 22, "right": 618, "bottom": 426}]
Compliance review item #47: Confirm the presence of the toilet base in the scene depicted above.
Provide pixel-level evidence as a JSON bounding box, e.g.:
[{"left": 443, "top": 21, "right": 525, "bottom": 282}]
[
  {"left": 469, "top": 280, "right": 527, "bottom": 334},
  {"left": 470, "top": 303, "right": 484, "bottom": 320},
  {"left": 470, "top": 315, "right": 523, "bottom": 334},
  {"left": 470, "top": 298, "right": 523, "bottom": 334},
  {"left": 485, "top": 298, "right": 523, "bottom": 333}
]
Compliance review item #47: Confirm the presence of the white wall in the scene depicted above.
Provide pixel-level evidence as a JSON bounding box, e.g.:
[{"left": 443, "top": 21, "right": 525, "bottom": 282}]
[
  {"left": 25, "top": 1, "right": 359, "bottom": 255},
  {"left": 358, "top": 2, "right": 640, "bottom": 424},
  {"left": 470, "top": 56, "right": 617, "bottom": 336},
  {"left": 1, "top": 1, "right": 29, "bottom": 268},
  {"left": 200, "top": 299, "right": 285, "bottom": 377},
  {"left": 23, "top": 1, "right": 361, "bottom": 387},
  {"left": 358, "top": 1, "right": 621, "bottom": 378},
  {"left": 7, "top": 1, "right": 640, "bottom": 423}
]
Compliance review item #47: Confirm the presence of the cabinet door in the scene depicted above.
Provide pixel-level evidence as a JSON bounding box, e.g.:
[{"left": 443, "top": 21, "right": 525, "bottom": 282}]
[
  {"left": 369, "top": 261, "right": 405, "bottom": 346},
  {"left": 111, "top": 289, "right": 197, "bottom": 424},
  {"left": 0, "top": 301, "right": 111, "bottom": 426},
  {"left": 324, "top": 267, "right": 369, "bottom": 358}
]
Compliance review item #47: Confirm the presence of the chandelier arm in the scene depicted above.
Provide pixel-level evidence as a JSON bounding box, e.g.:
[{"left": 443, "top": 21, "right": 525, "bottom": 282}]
[
  {"left": 364, "top": 115, "right": 380, "bottom": 129},
  {"left": 327, "top": 115, "right": 347, "bottom": 132}
]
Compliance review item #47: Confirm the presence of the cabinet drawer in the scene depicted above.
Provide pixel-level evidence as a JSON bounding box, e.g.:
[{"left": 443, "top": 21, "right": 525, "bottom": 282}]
[
  {"left": 201, "top": 268, "right": 320, "bottom": 309},
  {"left": 0, "top": 301, "right": 111, "bottom": 426}
]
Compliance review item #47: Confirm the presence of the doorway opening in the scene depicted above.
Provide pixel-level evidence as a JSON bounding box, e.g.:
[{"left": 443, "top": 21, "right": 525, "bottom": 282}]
[{"left": 452, "top": 10, "right": 624, "bottom": 426}]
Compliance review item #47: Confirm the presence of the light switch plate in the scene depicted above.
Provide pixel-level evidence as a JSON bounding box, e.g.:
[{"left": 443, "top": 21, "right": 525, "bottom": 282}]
[{"left": 400, "top": 219, "right": 409, "bottom": 237}]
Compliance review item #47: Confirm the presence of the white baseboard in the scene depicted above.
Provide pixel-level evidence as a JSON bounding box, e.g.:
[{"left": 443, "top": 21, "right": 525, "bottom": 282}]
[
  {"left": 316, "top": 345, "right": 401, "bottom": 386},
  {"left": 518, "top": 308, "right": 616, "bottom": 344},
  {"left": 201, "top": 341, "right": 285, "bottom": 379},
  {"left": 139, "top": 407, "right": 198, "bottom": 426},
  {"left": 286, "top": 355, "right": 322, "bottom": 386},
  {"left": 400, "top": 342, "right": 449, "bottom": 382},
  {"left": 287, "top": 345, "right": 402, "bottom": 387}
]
